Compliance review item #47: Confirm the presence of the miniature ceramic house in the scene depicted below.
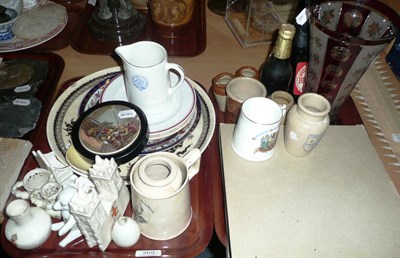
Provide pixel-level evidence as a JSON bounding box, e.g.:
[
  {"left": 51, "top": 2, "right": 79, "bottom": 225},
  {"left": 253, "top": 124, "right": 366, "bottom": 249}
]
[{"left": 69, "top": 186, "right": 114, "bottom": 251}]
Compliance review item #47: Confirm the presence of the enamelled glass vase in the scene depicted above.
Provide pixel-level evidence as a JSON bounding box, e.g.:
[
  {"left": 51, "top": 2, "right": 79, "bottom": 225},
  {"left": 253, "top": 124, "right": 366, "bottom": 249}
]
[
  {"left": 305, "top": 0, "right": 400, "bottom": 121},
  {"left": 284, "top": 93, "right": 331, "bottom": 157}
]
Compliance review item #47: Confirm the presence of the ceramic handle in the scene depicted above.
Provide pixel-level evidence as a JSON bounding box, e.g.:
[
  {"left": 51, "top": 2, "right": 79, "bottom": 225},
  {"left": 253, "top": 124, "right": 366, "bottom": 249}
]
[
  {"left": 280, "top": 104, "right": 287, "bottom": 116},
  {"left": 166, "top": 63, "right": 185, "bottom": 94},
  {"left": 11, "top": 181, "right": 30, "bottom": 199},
  {"left": 183, "top": 148, "right": 201, "bottom": 180}
]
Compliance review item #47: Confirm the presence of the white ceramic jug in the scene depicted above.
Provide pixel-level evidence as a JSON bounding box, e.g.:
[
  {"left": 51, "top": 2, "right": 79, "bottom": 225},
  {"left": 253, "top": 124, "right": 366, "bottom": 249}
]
[{"left": 115, "top": 41, "right": 185, "bottom": 116}]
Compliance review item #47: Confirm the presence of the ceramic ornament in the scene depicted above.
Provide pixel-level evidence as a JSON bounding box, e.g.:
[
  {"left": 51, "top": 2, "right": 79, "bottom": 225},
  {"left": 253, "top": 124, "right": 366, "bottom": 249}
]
[
  {"left": 4, "top": 199, "right": 52, "bottom": 250},
  {"left": 25, "top": 150, "right": 77, "bottom": 218},
  {"left": 51, "top": 184, "right": 83, "bottom": 247},
  {"left": 51, "top": 166, "right": 78, "bottom": 186},
  {"left": 11, "top": 168, "right": 52, "bottom": 200},
  {"left": 69, "top": 186, "right": 114, "bottom": 251},
  {"left": 32, "top": 149, "right": 79, "bottom": 185},
  {"left": 32, "top": 150, "right": 66, "bottom": 173},
  {"left": 29, "top": 187, "right": 62, "bottom": 219},
  {"left": 51, "top": 177, "right": 93, "bottom": 247},
  {"left": 89, "top": 156, "right": 130, "bottom": 220},
  {"left": 111, "top": 216, "right": 141, "bottom": 247}
]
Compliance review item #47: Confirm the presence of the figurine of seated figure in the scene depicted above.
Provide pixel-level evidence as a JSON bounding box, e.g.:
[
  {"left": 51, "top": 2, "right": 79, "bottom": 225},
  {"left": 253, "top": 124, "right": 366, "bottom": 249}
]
[
  {"left": 51, "top": 177, "right": 94, "bottom": 247},
  {"left": 51, "top": 185, "right": 82, "bottom": 247}
]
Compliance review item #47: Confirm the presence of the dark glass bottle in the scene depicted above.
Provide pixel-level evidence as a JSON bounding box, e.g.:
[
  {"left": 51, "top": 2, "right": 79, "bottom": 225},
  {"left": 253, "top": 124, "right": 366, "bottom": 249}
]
[
  {"left": 259, "top": 24, "right": 296, "bottom": 96},
  {"left": 288, "top": 0, "right": 310, "bottom": 102}
]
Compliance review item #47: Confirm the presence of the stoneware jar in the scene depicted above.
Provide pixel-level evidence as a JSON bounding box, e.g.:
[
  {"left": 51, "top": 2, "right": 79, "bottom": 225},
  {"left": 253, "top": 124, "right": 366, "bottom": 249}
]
[
  {"left": 284, "top": 93, "right": 331, "bottom": 157},
  {"left": 270, "top": 90, "right": 295, "bottom": 125},
  {"left": 130, "top": 148, "right": 201, "bottom": 240},
  {"left": 212, "top": 72, "right": 234, "bottom": 112},
  {"left": 4, "top": 199, "right": 52, "bottom": 249},
  {"left": 234, "top": 65, "right": 259, "bottom": 79},
  {"left": 111, "top": 216, "right": 141, "bottom": 248}
]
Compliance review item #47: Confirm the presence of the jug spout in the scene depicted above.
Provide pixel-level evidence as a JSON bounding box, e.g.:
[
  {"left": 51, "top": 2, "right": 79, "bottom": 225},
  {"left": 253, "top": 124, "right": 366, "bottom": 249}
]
[{"left": 115, "top": 44, "right": 131, "bottom": 65}]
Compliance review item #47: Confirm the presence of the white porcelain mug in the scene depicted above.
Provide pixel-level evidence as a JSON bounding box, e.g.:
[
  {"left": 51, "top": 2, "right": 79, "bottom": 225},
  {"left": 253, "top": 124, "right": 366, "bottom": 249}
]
[
  {"left": 115, "top": 41, "right": 185, "bottom": 116},
  {"left": 130, "top": 148, "right": 201, "bottom": 240},
  {"left": 232, "top": 97, "right": 286, "bottom": 161}
]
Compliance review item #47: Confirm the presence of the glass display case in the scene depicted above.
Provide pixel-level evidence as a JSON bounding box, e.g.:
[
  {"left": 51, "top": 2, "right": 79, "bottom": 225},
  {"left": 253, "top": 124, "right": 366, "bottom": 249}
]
[{"left": 225, "top": 0, "right": 298, "bottom": 47}]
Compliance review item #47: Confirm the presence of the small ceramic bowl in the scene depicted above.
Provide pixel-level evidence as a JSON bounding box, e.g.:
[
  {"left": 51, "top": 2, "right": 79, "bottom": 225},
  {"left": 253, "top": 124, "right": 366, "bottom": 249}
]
[
  {"left": 71, "top": 101, "right": 149, "bottom": 165},
  {"left": 0, "top": 7, "right": 18, "bottom": 42}
]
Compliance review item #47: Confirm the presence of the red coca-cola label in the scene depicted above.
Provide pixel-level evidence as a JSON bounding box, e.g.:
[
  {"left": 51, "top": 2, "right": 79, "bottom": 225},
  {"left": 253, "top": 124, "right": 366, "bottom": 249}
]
[{"left": 294, "top": 62, "right": 308, "bottom": 96}]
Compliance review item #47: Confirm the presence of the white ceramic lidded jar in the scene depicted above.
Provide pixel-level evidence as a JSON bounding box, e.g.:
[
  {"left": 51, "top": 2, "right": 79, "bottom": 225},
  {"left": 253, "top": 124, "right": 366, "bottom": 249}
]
[
  {"left": 130, "top": 149, "right": 201, "bottom": 240},
  {"left": 4, "top": 199, "right": 52, "bottom": 249},
  {"left": 284, "top": 93, "right": 331, "bottom": 157}
]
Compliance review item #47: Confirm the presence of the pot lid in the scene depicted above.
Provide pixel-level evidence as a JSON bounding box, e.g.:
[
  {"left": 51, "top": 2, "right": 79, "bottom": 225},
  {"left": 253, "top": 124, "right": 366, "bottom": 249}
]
[{"left": 71, "top": 101, "right": 148, "bottom": 164}]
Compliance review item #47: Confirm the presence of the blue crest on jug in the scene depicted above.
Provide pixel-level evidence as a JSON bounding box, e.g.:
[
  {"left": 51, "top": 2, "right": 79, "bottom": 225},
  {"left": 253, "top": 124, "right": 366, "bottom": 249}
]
[{"left": 132, "top": 75, "right": 148, "bottom": 91}]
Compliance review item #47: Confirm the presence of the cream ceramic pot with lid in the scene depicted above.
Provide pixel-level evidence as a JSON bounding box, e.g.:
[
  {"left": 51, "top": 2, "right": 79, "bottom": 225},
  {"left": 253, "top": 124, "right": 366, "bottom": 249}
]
[{"left": 130, "top": 148, "right": 201, "bottom": 240}]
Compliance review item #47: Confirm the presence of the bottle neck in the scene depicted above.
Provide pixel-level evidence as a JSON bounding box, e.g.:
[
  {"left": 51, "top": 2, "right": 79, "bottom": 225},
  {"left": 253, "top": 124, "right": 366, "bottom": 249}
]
[
  {"left": 7, "top": 200, "right": 33, "bottom": 225},
  {"left": 273, "top": 36, "right": 293, "bottom": 60}
]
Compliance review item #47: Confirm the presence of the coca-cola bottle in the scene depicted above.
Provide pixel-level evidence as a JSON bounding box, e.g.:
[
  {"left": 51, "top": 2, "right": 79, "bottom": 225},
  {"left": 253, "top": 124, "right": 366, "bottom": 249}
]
[{"left": 288, "top": 0, "right": 310, "bottom": 102}]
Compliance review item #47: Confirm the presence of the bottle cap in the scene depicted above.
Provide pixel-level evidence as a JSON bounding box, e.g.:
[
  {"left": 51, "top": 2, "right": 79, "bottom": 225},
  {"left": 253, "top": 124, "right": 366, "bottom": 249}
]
[{"left": 278, "top": 24, "right": 296, "bottom": 39}]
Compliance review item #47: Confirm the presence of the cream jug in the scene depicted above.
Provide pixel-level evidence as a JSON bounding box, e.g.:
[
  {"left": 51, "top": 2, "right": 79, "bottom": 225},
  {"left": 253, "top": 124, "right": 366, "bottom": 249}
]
[{"left": 115, "top": 41, "right": 185, "bottom": 116}]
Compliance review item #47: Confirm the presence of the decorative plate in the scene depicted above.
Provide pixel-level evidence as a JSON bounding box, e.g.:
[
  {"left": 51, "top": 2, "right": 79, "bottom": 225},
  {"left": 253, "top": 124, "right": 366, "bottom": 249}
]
[
  {"left": 46, "top": 67, "right": 215, "bottom": 178},
  {"left": 0, "top": 1, "right": 68, "bottom": 53}
]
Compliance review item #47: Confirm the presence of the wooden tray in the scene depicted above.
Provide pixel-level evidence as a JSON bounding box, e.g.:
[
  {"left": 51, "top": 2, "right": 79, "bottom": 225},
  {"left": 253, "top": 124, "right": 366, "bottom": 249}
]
[
  {"left": 1, "top": 77, "right": 214, "bottom": 257},
  {"left": 0, "top": 52, "right": 65, "bottom": 141},
  {"left": 30, "top": 3, "right": 83, "bottom": 52}
]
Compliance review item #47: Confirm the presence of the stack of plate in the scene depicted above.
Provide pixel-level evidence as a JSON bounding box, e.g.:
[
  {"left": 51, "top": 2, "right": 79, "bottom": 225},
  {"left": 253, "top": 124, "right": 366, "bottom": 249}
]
[
  {"left": 100, "top": 73, "right": 197, "bottom": 141},
  {"left": 46, "top": 67, "right": 216, "bottom": 179}
]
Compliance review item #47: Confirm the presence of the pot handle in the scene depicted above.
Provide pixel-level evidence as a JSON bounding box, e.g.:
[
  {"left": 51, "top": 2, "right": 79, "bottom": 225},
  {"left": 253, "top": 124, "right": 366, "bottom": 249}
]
[
  {"left": 183, "top": 148, "right": 201, "bottom": 180},
  {"left": 11, "top": 181, "right": 30, "bottom": 199}
]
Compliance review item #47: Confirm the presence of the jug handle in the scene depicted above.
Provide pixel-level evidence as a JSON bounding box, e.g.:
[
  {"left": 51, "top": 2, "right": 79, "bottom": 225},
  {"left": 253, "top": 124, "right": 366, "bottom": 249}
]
[
  {"left": 183, "top": 148, "right": 201, "bottom": 180},
  {"left": 167, "top": 63, "right": 185, "bottom": 94}
]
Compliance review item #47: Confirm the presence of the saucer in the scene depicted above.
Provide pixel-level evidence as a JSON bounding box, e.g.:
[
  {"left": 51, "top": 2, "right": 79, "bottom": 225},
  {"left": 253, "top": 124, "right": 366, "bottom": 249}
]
[
  {"left": 0, "top": 1, "right": 67, "bottom": 53},
  {"left": 12, "top": 3, "right": 66, "bottom": 41},
  {"left": 100, "top": 73, "right": 196, "bottom": 139}
]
